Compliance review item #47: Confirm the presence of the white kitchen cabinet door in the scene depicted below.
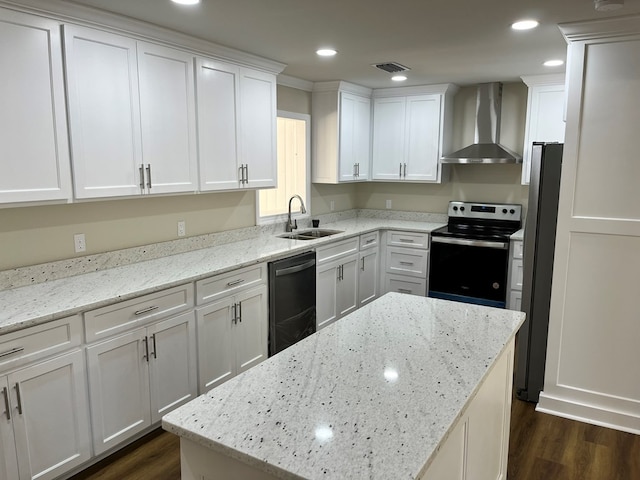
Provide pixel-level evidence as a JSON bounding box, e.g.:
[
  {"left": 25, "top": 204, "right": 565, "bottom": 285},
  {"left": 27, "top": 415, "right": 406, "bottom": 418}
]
[
  {"left": 336, "top": 255, "right": 359, "bottom": 318},
  {"left": 9, "top": 350, "right": 91, "bottom": 480},
  {"left": 371, "top": 97, "right": 406, "bottom": 181},
  {"left": 521, "top": 77, "right": 565, "bottom": 185},
  {"left": 339, "top": 92, "right": 371, "bottom": 182},
  {"left": 86, "top": 329, "right": 151, "bottom": 455},
  {"left": 196, "top": 299, "right": 235, "bottom": 393},
  {"left": 63, "top": 25, "right": 143, "bottom": 199},
  {"left": 404, "top": 95, "right": 441, "bottom": 182},
  {"left": 196, "top": 59, "right": 240, "bottom": 191},
  {"left": 358, "top": 248, "right": 379, "bottom": 307},
  {"left": 234, "top": 286, "right": 268, "bottom": 374},
  {"left": 0, "top": 377, "right": 18, "bottom": 480},
  {"left": 0, "top": 9, "right": 72, "bottom": 204},
  {"left": 316, "top": 260, "right": 340, "bottom": 330},
  {"left": 137, "top": 42, "right": 198, "bottom": 195},
  {"left": 147, "top": 312, "right": 197, "bottom": 423},
  {"left": 238, "top": 68, "right": 278, "bottom": 188}
]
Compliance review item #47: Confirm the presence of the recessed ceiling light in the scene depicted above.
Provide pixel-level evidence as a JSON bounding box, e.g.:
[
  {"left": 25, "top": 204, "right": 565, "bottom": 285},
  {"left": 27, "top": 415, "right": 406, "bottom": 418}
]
[
  {"left": 544, "top": 59, "right": 564, "bottom": 67},
  {"left": 171, "top": 0, "right": 200, "bottom": 4},
  {"left": 316, "top": 49, "right": 337, "bottom": 57},
  {"left": 511, "top": 20, "right": 539, "bottom": 30},
  {"left": 391, "top": 75, "right": 407, "bottom": 82}
]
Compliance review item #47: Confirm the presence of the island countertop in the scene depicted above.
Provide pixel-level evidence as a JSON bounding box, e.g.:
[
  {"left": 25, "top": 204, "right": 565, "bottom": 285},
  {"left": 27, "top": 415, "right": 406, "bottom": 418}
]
[{"left": 162, "top": 293, "right": 525, "bottom": 480}]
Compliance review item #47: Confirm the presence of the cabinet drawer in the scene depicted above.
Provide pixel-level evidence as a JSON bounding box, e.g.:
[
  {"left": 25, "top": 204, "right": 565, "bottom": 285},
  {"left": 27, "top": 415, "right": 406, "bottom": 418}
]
[
  {"left": 196, "top": 263, "right": 267, "bottom": 305},
  {"left": 512, "top": 240, "right": 524, "bottom": 259},
  {"left": 0, "top": 316, "right": 82, "bottom": 372},
  {"left": 316, "top": 237, "right": 359, "bottom": 264},
  {"left": 385, "top": 247, "right": 429, "bottom": 277},
  {"left": 384, "top": 274, "right": 427, "bottom": 297},
  {"left": 386, "top": 231, "right": 429, "bottom": 250},
  {"left": 359, "top": 231, "right": 379, "bottom": 250},
  {"left": 510, "top": 259, "right": 523, "bottom": 291},
  {"left": 85, "top": 284, "right": 194, "bottom": 343}
]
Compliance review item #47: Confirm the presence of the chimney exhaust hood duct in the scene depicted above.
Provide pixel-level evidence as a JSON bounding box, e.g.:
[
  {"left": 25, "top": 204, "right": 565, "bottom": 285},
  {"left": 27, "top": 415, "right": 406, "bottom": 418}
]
[{"left": 441, "top": 82, "right": 522, "bottom": 164}]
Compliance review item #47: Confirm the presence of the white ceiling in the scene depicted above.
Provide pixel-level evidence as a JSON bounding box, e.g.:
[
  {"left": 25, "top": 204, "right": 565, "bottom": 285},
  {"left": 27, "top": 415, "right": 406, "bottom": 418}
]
[{"left": 65, "top": 0, "right": 640, "bottom": 88}]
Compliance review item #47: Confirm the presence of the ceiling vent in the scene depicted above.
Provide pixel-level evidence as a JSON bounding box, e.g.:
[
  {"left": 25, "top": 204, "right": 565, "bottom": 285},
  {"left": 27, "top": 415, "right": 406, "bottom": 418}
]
[{"left": 372, "top": 62, "right": 410, "bottom": 74}]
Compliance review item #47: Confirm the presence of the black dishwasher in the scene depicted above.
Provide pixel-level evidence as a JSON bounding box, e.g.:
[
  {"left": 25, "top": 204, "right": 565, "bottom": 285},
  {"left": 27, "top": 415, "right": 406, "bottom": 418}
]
[{"left": 268, "top": 251, "right": 316, "bottom": 356}]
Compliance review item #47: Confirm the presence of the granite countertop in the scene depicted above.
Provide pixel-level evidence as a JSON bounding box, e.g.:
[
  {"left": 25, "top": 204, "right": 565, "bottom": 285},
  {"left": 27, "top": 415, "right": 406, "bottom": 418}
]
[
  {"left": 511, "top": 228, "right": 525, "bottom": 241},
  {"left": 0, "top": 215, "right": 446, "bottom": 335},
  {"left": 162, "top": 293, "right": 525, "bottom": 480}
]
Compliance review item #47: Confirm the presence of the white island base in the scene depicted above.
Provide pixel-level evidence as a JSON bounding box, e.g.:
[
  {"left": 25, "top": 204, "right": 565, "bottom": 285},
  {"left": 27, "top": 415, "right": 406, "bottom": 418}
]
[{"left": 164, "top": 294, "right": 524, "bottom": 480}]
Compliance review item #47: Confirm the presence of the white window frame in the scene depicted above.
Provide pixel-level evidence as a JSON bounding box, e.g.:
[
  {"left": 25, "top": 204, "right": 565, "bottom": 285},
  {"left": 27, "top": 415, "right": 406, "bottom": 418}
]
[{"left": 256, "top": 110, "right": 311, "bottom": 225}]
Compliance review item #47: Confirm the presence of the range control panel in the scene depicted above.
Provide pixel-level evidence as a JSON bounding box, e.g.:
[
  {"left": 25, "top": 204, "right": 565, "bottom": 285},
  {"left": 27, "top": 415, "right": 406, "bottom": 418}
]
[{"left": 447, "top": 201, "right": 522, "bottom": 221}]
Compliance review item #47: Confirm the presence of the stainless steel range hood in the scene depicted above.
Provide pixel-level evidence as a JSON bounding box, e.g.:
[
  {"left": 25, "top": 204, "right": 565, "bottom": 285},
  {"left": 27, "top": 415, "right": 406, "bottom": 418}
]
[{"left": 441, "top": 82, "right": 522, "bottom": 164}]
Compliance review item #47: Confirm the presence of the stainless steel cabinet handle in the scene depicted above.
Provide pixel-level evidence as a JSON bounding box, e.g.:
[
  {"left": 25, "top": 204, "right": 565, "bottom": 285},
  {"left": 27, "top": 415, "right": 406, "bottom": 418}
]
[
  {"left": 244, "top": 164, "right": 249, "bottom": 184},
  {"left": 142, "top": 337, "right": 149, "bottom": 361},
  {"left": 0, "top": 347, "right": 24, "bottom": 359},
  {"left": 231, "top": 303, "right": 237, "bottom": 324},
  {"left": 353, "top": 163, "right": 357, "bottom": 177},
  {"left": 151, "top": 334, "right": 157, "bottom": 359},
  {"left": 139, "top": 164, "right": 145, "bottom": 190},
  {"left": 403, "top": 163, "right": 407, "bottom": 177},
  {"left": 398, "top": 288, "right": 412, "bottom": 294},
  {"left": 226, "top": 278, "right": 245, "bottom": 287},
  {"left": 2, "top": 387, "right": 10, "bottom": 420},
  {"left": 237, "top": 302, "right": 242, "bottom": 323},
  {"left": 14, "top": 383, "right": 23, "bottom": 415},
  {"left": 366, "top": 238, "right": 375, "bottom": 244},
  {"left": 146, "top": 164, "right": 152, "bottom": 189},
  {"left": 134, "top": 305, "right": 159, "bottom": 316},
  {"left": 399, "top": 261, "right": 414, "bottom": 266},
  {"left": 399, "top": 163, "right": 402, "bottom": 178},
  {"left": 361, "top": 257, "right": 365, "bottom": 271},
  {"left": 399, "top": 238, "right": 414, "bottom": 243}
]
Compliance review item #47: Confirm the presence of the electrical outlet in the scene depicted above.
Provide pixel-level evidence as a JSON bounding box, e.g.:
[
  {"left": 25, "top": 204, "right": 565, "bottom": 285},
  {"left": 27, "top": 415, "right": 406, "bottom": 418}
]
[
  {"left": 74, "top": 233, "right": 86, "bottom": 253},
  {"left": 330, "top": 200, "right": 335, "bottom": 211},
  {"left": 386, "top": 199, "right": 392, "bottom": 209},
  {"left": 177, "top": 220, "right": 186, "bottom": 237}
]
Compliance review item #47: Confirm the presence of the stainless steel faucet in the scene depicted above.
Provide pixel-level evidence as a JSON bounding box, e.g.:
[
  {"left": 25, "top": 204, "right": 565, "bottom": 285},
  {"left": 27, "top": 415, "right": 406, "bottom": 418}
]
[{"left": 286, "top": 195, "right": 307, "bottom": 232}]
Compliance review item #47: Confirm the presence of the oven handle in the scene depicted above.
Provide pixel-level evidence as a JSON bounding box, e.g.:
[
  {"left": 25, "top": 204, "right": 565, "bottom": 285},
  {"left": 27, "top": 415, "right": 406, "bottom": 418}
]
[{"left": 431, "top": 236, "right": 509, "bottom": 250}]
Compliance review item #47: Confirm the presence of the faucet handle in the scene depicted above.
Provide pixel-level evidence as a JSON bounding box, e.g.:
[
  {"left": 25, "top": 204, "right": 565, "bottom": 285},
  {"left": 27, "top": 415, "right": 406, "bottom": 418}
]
[{"left": 293, "top": 219, "right": 298, "bottom": 230}]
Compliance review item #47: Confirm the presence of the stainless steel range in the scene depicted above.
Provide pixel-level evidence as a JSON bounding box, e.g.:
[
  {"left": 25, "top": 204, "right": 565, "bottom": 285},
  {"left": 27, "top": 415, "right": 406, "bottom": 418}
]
[{"left": 428, "top": 201, "right": 522, "bottom": 308}]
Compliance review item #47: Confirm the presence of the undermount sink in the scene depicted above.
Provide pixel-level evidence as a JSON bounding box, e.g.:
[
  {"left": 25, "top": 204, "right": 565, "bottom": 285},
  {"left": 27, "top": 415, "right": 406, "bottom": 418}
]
[{"left": 278, "top": 229, "right": 344, "bottom": 240}]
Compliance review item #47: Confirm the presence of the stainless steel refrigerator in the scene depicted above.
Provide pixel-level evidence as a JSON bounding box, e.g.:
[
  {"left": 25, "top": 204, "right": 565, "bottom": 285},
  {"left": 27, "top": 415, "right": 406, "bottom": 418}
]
[{"left": 514, "top": 142, "right": 564, "bottom": 403}]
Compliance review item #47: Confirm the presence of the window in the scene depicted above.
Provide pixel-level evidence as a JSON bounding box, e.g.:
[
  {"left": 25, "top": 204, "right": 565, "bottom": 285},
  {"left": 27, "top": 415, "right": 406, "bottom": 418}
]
[{"left": 257, "top": 111, "right": 310, "bottom": 224}]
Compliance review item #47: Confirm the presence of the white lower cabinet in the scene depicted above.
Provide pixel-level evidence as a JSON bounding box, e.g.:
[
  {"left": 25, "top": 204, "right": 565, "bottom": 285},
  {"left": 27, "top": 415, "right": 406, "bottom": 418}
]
[
  {"left": 507, "top": 240, "right": 524, "bottom": 311},
  {"left": 316, "top": 254, "right": 358, "bottom": 330},
  {"left": 382, "top": 231, "right": 429, "bottom": 297},
  {"left": 196, "top": 285, "right": 268, "bottom": 393},
  {"left": 358, "top": 248, "right": 379, "bottom": 307},
  {"left": 1, "top": 350, "right": 91, "bottom": 480},
  {"left": 86, "top": 311, "right": 197, "bottom": 455}
]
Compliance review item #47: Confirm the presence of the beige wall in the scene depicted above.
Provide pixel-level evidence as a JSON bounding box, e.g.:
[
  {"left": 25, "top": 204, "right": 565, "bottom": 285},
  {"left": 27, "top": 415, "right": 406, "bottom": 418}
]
[{"left": 0, "top": 82, "right": 528, "bottom": 271}]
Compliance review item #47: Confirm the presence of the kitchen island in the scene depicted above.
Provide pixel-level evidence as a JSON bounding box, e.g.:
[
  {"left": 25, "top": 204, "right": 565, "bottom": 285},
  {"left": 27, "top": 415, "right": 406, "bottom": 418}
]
[{"left": 163, "top": 293, "right": 525, "bottom": 480}]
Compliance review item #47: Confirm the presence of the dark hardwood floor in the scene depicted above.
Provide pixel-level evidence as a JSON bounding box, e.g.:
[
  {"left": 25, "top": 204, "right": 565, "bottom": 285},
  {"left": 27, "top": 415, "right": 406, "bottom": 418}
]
[{"left": 71, "top": 398, "right": 640, "bottom": 479}]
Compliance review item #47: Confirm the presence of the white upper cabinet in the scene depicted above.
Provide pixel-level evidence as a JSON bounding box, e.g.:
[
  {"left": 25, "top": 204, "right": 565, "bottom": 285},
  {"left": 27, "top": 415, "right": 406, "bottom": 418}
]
[
  {"left": 312, "top": 81, "right": 373, "bottom": 183},
  {"left": 238, "top": 68, "right": 278, "bottom": 188},
  {"left": 521, "top": 74, "right": 566, "bottom": 185},
  {"left": 372, "top": 84, "right": 457, "bottom": 183},
  {"left": 137, "top": 42, "right": 198, "bottom": 194},
  {"left": 196, "top": 59, "right": 277, "bottom": 191},
  {"left": 65, "top": 26, "right": 198, "bottom": 199},
  {"left": 64, "top": 25, "right": 143, "bottom": 199},
  {"left": 0, "top": 9, "right": 72, "bottom": 204}
]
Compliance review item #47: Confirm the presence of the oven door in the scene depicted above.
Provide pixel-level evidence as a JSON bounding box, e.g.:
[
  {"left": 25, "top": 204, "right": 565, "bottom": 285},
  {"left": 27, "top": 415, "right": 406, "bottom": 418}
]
[{"left": 428, "top": 237, "right": 510, "bottom": 308}]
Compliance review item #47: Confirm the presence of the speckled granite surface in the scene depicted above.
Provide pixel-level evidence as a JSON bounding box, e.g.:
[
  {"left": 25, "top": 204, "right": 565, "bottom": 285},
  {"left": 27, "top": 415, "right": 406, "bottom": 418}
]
[
  {"left": 0, "top": 212, "right": 446, "bottom": 335},
  {"left": 511, "top": 228, "right": 525, "bottom": 241},
  {"left": 162, "top": 293, "right": 525, "bottom": 480}
]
